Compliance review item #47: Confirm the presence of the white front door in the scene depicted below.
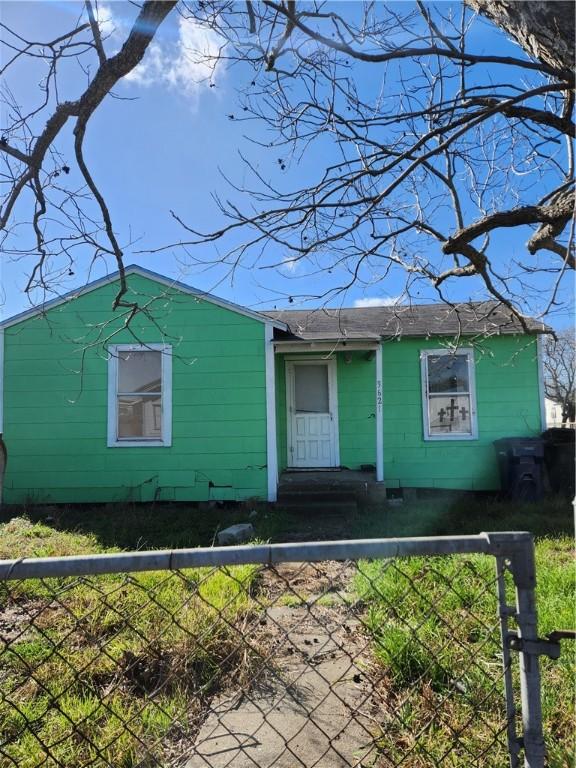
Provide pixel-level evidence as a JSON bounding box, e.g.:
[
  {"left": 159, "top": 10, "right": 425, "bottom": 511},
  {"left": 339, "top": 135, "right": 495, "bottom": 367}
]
[{"left": 286, "top": 360, "right": 339, "bottom": 468}]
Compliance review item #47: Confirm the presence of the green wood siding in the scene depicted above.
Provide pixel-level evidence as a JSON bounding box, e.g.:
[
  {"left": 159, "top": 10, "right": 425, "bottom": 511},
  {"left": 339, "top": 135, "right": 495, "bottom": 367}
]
[
  {"left": 2, "top": 272, "right": 543, "bottom": 502},
  {"left": 273, "top": 338, "right": 539, "bottom": 488},
  {"left": 382, "top": 336, "right": 542, "bottom": 490},
  {"left": 337, "top": 353, "right": 376, "bottom": 469},
  {"left": 3, "top": 274, "right": 268, "bottom": 503},
  {"left": 275, "top": 356, "right": 288, "bottom": 472}
]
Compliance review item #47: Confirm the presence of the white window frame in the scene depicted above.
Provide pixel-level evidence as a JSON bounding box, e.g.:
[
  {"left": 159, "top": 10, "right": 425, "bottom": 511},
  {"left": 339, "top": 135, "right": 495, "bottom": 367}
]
[
  {"left": 420, "top": 348, "right": 478, "bottom": 441},
  {"left": 107, "top": 343, "right": 172, "bottom": 448}
]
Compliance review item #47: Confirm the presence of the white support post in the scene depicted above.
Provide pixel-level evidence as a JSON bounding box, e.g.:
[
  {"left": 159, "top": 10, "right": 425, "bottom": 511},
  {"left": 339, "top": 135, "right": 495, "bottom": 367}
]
[
  {"left": 0, "top": 328, "right": 4, "bottom": 436},
  {"left": 0, "top": 328, "right": 4, "bottom": 507},
  {"left": 536, "top": 335, "right": 546, "bottom": 431},
  {"left": 376, "top": 344, "right": 384, "bottom": 483},
  {"left": 264, "top": 324, "right": 278, "bottom": 502}
]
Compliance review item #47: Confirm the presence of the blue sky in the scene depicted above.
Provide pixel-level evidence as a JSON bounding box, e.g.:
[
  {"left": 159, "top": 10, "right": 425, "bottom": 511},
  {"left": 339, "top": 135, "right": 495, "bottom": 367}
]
[{"left": 1, "top": 1, "right": 573, "bottom": 329}]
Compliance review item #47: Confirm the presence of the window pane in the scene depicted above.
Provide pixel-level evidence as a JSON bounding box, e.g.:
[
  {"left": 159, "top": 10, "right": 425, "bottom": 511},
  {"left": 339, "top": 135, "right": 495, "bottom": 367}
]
[
  {"left": 295, "top": 365, "right": 329, "bottom": 413},
  {"left": 428, "top": 354, "right": 469, "bottom": 393},
  {"left": 118, "top": 351, "right": 161, "bottom": 393},
  {"left": 428, "top": 394, "right": 472, "bottom": 435},
  {"left": 118, "top": 395, "right": 162, "bottom": 438}
]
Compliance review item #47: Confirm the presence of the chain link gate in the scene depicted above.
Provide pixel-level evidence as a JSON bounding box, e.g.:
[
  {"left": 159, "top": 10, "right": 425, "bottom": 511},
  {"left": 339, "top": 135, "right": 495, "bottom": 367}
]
[{"left": 0, "top": 532, "right": 566, "bottom": 767}]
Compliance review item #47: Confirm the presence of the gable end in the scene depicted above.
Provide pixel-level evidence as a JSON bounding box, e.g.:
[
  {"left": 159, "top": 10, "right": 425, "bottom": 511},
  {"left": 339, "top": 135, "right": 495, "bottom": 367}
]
[{"left": 0, "top": 265, "right": 288, "bottom": 331}]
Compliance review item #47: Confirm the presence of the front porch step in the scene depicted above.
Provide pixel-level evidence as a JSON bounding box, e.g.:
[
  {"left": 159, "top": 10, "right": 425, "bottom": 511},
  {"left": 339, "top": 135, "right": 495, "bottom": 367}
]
[
  {"left": 277, "top": 470, "right": 385, "bottom": 510},
  {"left": 277, "top": 498, "right": 358, "bottom": 516},
  {"left": 278, "top": 488, "right": 358, "bottom": 515},
  {"left": 278, "top": 469, "right": 376, "bottom": 514},
  {"left": 278, "top": 489, "right": 358, "bottom": 505}
]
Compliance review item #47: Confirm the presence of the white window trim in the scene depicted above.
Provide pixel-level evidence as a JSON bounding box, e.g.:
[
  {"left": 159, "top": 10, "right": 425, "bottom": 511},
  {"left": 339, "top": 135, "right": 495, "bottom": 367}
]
[
  {"left": 107, "top": 343, "right": 172, "bottom": 448},
  {"left": 420, "top": 348, "right": 478, "bottom": 441}
]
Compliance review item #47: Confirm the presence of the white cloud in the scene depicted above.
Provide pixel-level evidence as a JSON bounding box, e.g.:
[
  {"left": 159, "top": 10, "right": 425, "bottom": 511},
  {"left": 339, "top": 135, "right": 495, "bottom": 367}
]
[
  {"left": 123, "top": 42, "right": 166, "bottom": 86},
  {"left": 94, "top": 2, "right": 115, "bottom": 38},
  {"left": 124, "top": 15, "right": 223, "bottom": 101},
  {"left": 354, "top": 296, "right": 401, "bottom": 308},
  {"left": 281, "top": 257, "right": 300, "bottom": 274}
]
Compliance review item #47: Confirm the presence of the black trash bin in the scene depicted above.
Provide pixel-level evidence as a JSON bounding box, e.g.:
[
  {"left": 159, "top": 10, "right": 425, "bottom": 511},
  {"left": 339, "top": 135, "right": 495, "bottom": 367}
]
[
  {"left": 494, "top": 437, "right": 545, "bottom": 502},
  {"left": 542, "top": 428, "right": 575, "bottom": 497}
]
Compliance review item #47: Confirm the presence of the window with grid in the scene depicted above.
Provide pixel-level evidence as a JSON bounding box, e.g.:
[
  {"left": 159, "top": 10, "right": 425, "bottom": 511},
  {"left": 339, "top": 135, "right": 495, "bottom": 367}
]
[
  {"left": 108, "top": 345, "right": 172, "bottom": 446},
  {"left": 421, "top": 349, "right": 477, "bottom": 439}
]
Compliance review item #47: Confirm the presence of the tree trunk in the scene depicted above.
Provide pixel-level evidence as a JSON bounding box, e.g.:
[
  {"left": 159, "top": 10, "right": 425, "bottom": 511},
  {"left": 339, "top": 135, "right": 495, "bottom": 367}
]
[{"left": 465, "top": 1, "right": 575, "bottom": 80}]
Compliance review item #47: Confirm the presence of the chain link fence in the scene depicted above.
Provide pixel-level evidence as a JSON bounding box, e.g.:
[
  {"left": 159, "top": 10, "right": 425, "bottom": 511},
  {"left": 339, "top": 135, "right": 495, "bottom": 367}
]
[{"left": 0, "top": 534, "right": 552, "bottom": 767}]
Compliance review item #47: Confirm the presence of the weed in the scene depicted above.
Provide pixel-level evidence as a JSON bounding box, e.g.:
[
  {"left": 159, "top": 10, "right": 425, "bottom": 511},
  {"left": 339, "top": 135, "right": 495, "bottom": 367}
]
[
  {"left": 0, "top": 519, "right": 260, "bottom": 767},
  {"left": 356, "top": 538, "right": 575, "bottom": 766}
]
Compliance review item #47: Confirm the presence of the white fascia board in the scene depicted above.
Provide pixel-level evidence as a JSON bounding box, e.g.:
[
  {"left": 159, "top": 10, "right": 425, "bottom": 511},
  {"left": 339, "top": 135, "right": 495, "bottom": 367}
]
[
  {"left": 274, "top": 340, "right": 380, "bottom": 353},
  {"left": 0, "top": 272, "right": 127, "bottom": 329},
  {"left": 130, "top": 266, "right": 288, "bottom": 329},
  {"left": 0, "top": 265, "right": 288, "bottom": 332}
]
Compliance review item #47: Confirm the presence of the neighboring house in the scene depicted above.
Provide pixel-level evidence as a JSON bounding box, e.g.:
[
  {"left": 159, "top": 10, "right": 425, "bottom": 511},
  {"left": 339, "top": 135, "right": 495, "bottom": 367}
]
[
  {"left": 544, "top": 397, "right": 575, "bottom": 429},
  {"left": 0, "top": 266, "right": 547, "bottom": 504},
  {"left": 545, "top": 398, "right": 564, "bottom": 428}
]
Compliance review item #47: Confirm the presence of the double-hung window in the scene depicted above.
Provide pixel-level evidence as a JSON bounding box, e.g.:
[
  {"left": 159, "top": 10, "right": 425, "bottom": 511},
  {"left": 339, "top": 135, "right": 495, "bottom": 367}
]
[
  {"left": 421, "top": 348, "right": 478, "bottom": 440},
  {"left": 107, "top": 344, "right": 172, "bottom": 447}
]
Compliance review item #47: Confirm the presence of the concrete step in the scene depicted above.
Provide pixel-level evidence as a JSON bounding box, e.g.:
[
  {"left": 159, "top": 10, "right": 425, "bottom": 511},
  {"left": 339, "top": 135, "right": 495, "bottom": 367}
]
[
  {"left": 279, "top": 472, "right": 373, "bottom": 492},
  {"left": 278, "top": 489, "right": 358, "bottom": 503},
  {"left": 279, "top": 482, "right": 368, "bottom": 495},
  {"left": 277, "top": 471, "right": 384, "bottom": 509}
]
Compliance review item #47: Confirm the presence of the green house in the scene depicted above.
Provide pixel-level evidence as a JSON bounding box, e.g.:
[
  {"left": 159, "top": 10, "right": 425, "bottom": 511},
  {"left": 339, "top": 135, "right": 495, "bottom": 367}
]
[{"left": 0, "top": 266, "right": 546, "bottom": 504}]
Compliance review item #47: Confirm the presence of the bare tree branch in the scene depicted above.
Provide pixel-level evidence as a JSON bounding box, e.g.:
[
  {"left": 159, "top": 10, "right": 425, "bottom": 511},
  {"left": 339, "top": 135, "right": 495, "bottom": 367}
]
[
  {"left": 1, "top": 0, "right": 176, "bottom": 304},
  {"left": 443, "top": 189, "right": 575, "bottom": 267},
  {"left": 1, "top": 0, "right": 574, "bottom": 324},
  {"left": 262, "top": 0, "right": 570, "bottom": 78},
  {"left": 463, "top": 96, "right": 575, "bottom": 137},
  {"left": 84, "top": 0, "right": 107, "bottom": 66}
]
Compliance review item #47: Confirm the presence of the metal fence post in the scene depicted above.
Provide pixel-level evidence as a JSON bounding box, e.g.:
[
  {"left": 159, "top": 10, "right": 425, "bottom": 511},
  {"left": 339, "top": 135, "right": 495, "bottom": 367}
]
[
  {"left": 508, "top": 533, "right": 546, "bottom": 768},
  {"left": 495, "top": 555, "right": 521, "bottom": 768}
]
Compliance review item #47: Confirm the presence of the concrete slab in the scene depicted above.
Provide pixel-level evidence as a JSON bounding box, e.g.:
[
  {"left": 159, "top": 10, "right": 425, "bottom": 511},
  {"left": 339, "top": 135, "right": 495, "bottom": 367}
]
[{"left": 184, "top": 594, "right": 380, "bottom": 768}]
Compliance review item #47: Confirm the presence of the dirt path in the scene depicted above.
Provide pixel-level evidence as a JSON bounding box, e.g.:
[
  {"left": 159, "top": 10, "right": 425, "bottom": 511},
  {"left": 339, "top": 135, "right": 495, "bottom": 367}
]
[{"left": 184, "top": 563, "right": 382, "bottom": 768}]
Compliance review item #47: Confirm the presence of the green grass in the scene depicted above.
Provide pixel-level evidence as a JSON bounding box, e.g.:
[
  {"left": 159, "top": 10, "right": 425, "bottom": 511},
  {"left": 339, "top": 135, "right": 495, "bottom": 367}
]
[
  {"left": 0, "top": 518, "right": 260, "bottom": 767},
  {"left": 352, "top": 493, "right": 574, "bottom": 540},
  {"left": 0, "top": 497, "right": 573, "bottom": 767},
  {"left": 0, "top": 516, "right": 109, "bottom": 559},
  {"left": 351, "top": 494, "right": 576, "bottom": 768},
  {"left": 2, "top": 492, "right": 572, "bottom": 552},
  {"left": 0, "top": 500, "right": 270, "bottom": 551},
  {"left": 356, "top": 536, "right": 575, "bottom": 767}
]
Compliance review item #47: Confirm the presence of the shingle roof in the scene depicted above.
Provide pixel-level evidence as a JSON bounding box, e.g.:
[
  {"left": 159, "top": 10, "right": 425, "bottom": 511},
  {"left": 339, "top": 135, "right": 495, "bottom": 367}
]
[{"left": 262, "top": 301, "right": 547, "bottom": 341}]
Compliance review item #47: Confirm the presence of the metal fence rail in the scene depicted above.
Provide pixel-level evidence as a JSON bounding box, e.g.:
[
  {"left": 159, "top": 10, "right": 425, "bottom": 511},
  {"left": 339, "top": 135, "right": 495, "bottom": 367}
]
[{"left": 0, "top": 533, "right": 547, "bottom": 767}]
